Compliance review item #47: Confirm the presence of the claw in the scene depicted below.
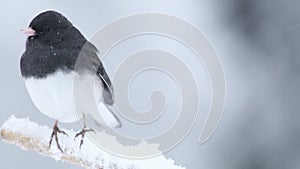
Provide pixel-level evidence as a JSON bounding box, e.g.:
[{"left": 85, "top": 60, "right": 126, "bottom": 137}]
[
  {"left": 57, "top": 128, "right": 69, "bottom": 136},
  {"left": 74, "top": 128, "right": 95, "bottom": 149},
  {"left": 49, "top": 121, "right": 68, "bottom": 153}
]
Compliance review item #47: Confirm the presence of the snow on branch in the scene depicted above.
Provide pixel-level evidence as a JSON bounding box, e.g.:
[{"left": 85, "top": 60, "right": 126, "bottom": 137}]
[{"left": 0, "top": 116, "right": 186, "bottom": 169}]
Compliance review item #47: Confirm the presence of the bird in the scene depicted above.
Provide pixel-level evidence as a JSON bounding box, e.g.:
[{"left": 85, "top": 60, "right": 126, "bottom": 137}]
[{"left": 20, "top": 10, "right": 121, "bottom": 152}]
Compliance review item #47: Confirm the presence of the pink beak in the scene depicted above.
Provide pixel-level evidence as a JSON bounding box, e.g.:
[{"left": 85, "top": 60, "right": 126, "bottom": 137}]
[{"left": 21, "top": 27, "right": 36, "bottom": 36}]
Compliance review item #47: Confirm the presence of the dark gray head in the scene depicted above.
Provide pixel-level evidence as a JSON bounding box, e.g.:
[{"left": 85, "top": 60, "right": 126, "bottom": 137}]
[
  {"left": 25, "top": 11, "right": 72, "bottom": 36},
  {"left": 20, "top": 10, "right": 87, "bottom": 78},
  {"left": 21, "top": 11, "right": 78, "bottom": 47}
]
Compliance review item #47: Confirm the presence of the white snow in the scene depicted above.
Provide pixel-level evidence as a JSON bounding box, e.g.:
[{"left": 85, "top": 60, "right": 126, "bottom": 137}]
[{"left": 1, "top": 116, "right": 186, "bottom": 169}]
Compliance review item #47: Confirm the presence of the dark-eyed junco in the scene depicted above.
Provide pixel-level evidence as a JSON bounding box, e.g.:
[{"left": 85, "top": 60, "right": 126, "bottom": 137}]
[{"left": 20, "top": 11, "right": 121, "bottom": 152}]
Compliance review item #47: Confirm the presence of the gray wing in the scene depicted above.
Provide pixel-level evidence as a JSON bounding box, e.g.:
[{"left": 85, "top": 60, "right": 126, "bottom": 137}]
[{"left": 78, "top": 42, "right": 114, "bottom": 105}]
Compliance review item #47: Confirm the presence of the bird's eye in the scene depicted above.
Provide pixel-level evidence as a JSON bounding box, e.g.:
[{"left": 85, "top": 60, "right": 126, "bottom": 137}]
[{"left": 44, "top": 27, "right": 51, "bottom": 32}]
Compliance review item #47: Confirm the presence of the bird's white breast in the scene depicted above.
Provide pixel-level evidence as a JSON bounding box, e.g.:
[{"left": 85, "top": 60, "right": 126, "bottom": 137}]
[
  {"left": 25, "top": 70, "right": 120, "bottom": 128},
  {"left": 25, "top": 71, "right": 83, "bottom": 123}
]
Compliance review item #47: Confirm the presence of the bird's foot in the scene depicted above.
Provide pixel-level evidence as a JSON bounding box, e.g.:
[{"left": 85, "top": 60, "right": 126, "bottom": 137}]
[
  {"left": 49, "top": 123, "right": 69, "bottom": 153},
  {"left": 74, "top": 128, "right": 95, "bottom": 149}
]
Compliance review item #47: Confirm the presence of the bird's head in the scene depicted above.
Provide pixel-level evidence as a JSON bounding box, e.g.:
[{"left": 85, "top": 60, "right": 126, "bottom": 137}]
[{"left": 21, "top": 11, "right": 72, "bottom": 38}]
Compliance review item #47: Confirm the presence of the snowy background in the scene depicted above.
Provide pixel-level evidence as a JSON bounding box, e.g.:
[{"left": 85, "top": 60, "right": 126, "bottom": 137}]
[{"left": 1, "top": 0, "right": 300, "bottom": 169}]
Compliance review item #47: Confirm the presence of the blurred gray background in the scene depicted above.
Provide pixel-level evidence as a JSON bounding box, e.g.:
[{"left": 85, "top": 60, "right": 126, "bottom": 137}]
[{"left": 1, "top": 0, "right": 300, "bottom": 169}]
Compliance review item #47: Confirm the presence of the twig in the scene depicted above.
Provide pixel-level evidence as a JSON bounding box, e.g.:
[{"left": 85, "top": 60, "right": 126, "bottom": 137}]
[
  {"left": 0, "top": 116, "right": 186, "bottom": 169},
  {"left": 1, "top": 129, "right": 98, "bottom": 168}
]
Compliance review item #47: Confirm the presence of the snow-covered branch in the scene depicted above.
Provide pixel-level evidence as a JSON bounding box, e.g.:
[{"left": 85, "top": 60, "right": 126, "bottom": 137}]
[{"left": 0, "top": 116, "right": 186, "bottom": 169}]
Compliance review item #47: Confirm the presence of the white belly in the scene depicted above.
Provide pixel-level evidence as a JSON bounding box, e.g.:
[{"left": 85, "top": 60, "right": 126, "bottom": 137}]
[
  {"left": 24, "top": 70, "right": 121, "bottom": 128},
  {"left": 24, "top": 71, "right": 101, "bottom": 123},
  {"left": 25, "top": 72, "right": 81, "bottom": 123}
]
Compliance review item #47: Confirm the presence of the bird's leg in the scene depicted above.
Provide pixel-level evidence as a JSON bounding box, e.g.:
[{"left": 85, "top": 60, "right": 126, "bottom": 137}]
[
  {"left": 75, "top": 114, "right": 95, "bottom": 149},
  {"left": 49, "top": 120, "right": 69, "bottom": 153}
]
